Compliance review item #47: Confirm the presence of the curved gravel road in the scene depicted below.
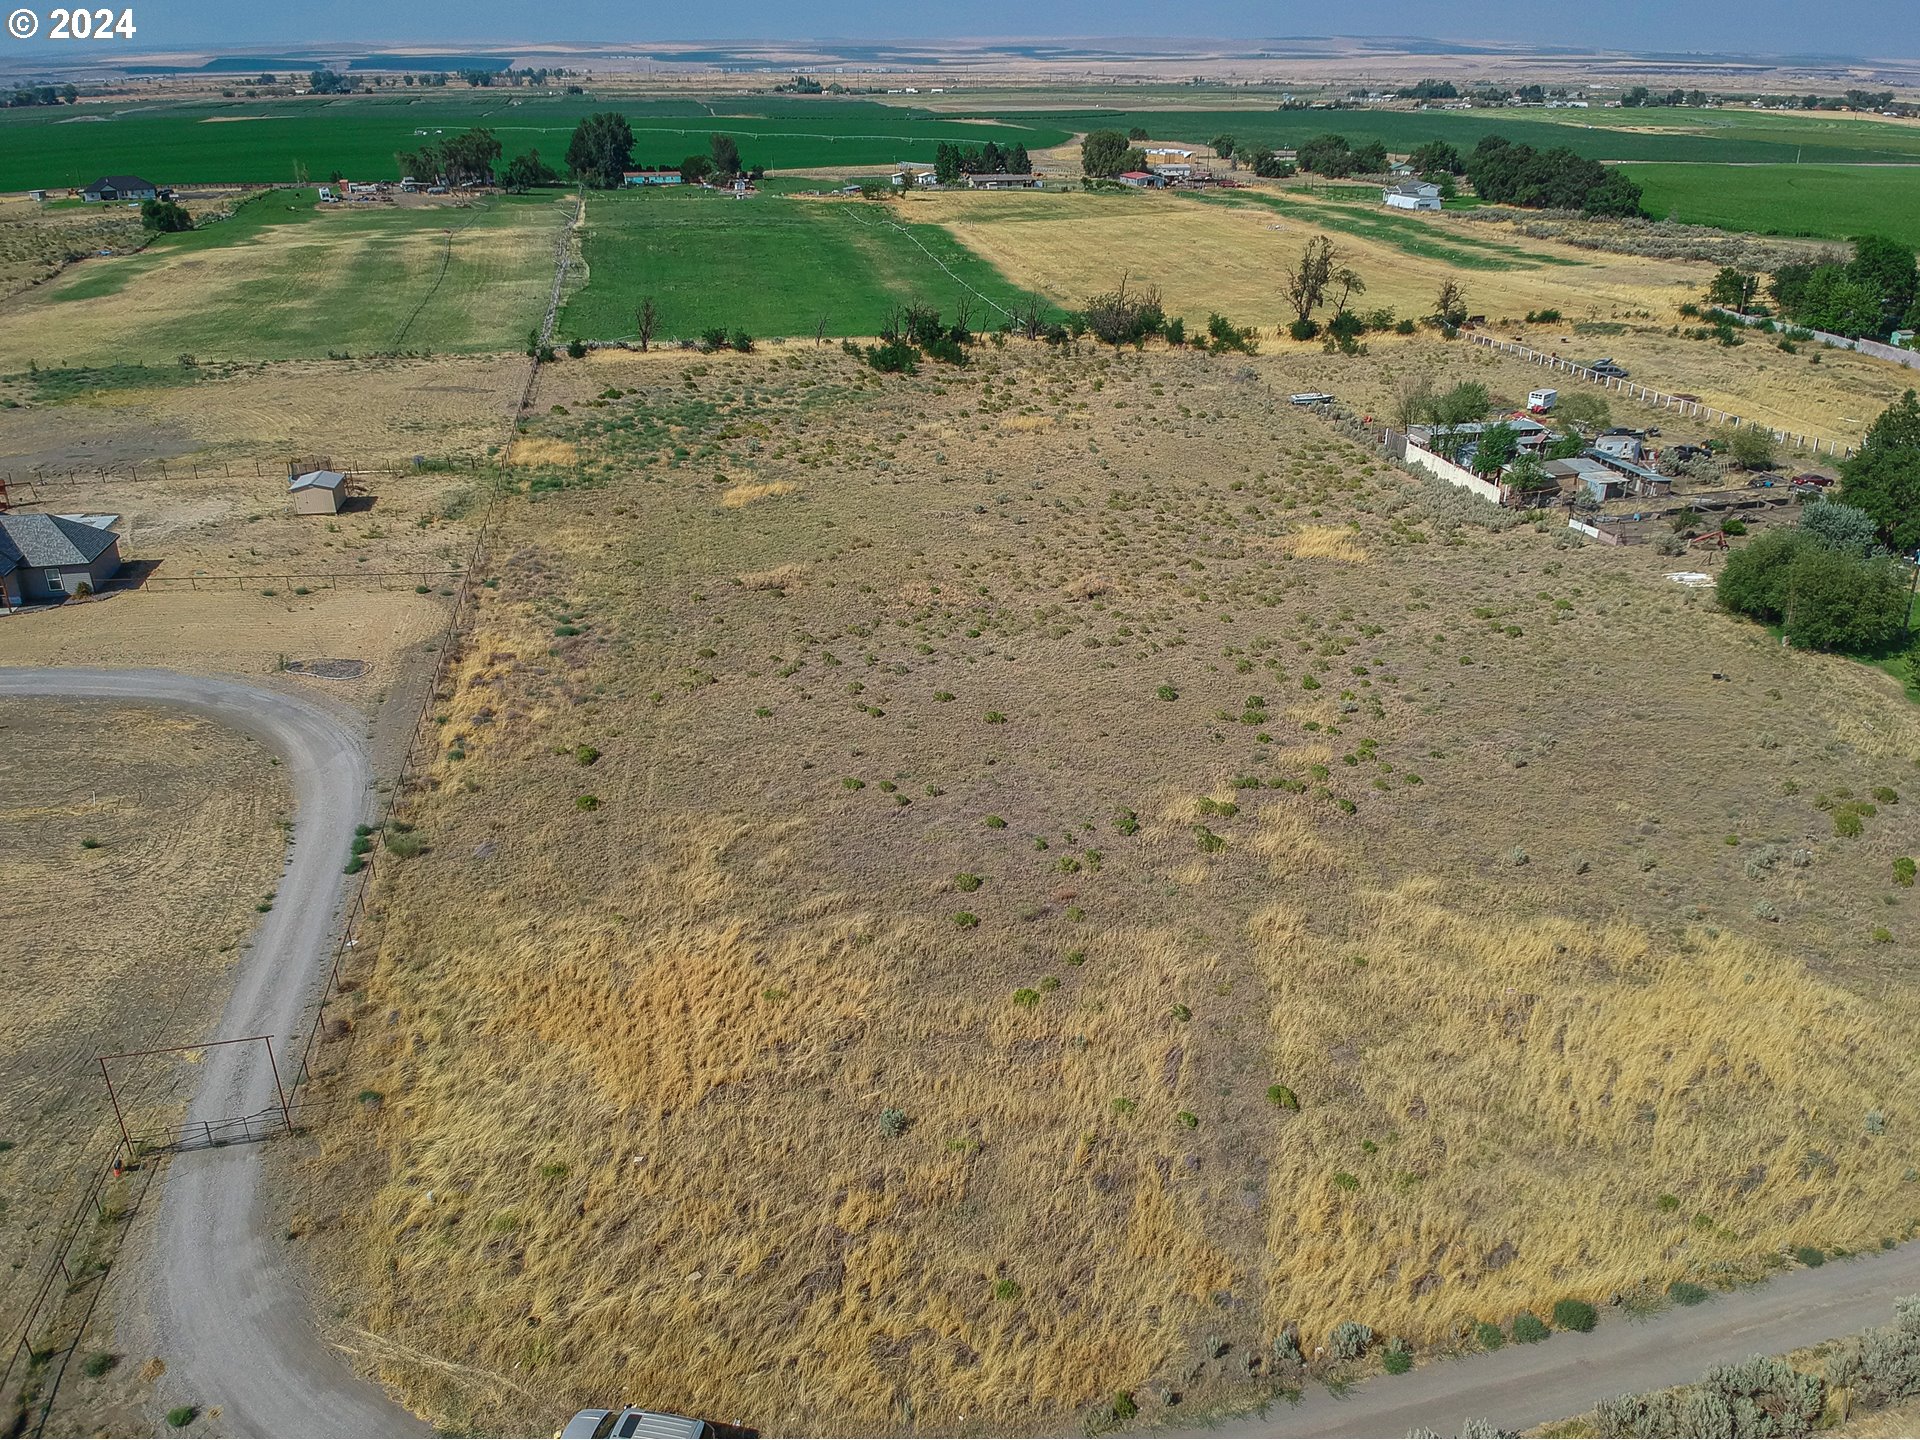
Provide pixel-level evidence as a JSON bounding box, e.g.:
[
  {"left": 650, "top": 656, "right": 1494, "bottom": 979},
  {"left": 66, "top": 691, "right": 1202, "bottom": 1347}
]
[
  {"left": 1190, "top": 1241, "right": 1920, "bottom": 1438},
  {"left": 0, "top": 668, "right": 426, "bottom": 1438}
]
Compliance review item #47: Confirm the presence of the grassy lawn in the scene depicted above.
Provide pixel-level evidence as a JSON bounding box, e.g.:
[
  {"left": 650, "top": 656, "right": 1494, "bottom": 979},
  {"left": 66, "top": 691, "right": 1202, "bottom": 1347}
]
[
  {"left": 1628, "top": 163, "right": 1920, "bottom": 250},
  {"left": 0, "top": 188, "right": 565, "bottom": 363},
  {"left": 557, "top": 189, "right": 1034, "bottom": 342},
  {"left": 0, "top": 93, "right": 1069, "bottom": 192}
]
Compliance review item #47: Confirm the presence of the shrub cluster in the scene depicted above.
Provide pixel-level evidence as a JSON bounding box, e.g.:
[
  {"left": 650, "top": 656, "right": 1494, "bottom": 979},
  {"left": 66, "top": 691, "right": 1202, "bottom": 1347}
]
[{"left": 1594, "top": 1353, "right": 1826, "bottom": 1438}]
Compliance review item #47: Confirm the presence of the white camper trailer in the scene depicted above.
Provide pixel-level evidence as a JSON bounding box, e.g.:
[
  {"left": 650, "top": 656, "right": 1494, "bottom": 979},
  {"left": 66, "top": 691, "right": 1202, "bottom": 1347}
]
[{"left": 1528, "top": 388, "right": 1559, "bottom": 413}]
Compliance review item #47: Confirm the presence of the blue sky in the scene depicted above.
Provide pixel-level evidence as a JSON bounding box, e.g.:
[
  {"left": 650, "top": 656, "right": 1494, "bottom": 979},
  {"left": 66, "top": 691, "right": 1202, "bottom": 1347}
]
[{"left": 139, "top": 0, "right": 1915, "bottom": 57}]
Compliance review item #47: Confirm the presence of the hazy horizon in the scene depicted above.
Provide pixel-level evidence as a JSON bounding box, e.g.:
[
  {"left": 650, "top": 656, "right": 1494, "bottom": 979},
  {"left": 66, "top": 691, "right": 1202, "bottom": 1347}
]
[{"left": 17, "top": 2, "right": 1918, "bottom": 64}]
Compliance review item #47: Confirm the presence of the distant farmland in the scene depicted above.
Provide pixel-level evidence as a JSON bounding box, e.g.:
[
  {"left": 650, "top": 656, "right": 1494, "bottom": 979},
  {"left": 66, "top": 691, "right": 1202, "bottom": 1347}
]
[
  {"left": 0, "top": 188, "right": 564, "bottom": 364},
  {"left": 0, "top": 93, "right": 1070, "bottom": 192},
  {"left": 1626, "top": 162, "right": 1920, "bottom": 250},
  {"left": 557, "top": 190, "right": 1034, "bottom": 342}
]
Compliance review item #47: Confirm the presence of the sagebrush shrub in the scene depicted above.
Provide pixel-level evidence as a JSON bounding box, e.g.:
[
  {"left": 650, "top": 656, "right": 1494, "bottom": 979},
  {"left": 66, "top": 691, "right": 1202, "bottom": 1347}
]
[
  {"left": 1512, "top": 1312, "right": 1549, "bottom": 1344},
  {"left": 1552, "top": 1298, "right": 1597, "bottom": 1333},
  {"left": 1328, "top": 1320, "right": 1373, "bottom": 1361}
]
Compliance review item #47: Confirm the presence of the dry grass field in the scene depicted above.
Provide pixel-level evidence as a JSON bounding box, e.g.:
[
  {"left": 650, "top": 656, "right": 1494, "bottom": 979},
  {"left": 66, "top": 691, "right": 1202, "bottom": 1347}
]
[
  {"left": 0, "top": 195, "right": 144, "bottom": 301},
  {"left": 292, "top": 339, "right": 1920, "bottom": 1436},
  {"left": 907, "top": 185, "right": 1915, "bottom": 445},
  {"left": 0, "top": 703, "right": 287, "bottom": 1318}
]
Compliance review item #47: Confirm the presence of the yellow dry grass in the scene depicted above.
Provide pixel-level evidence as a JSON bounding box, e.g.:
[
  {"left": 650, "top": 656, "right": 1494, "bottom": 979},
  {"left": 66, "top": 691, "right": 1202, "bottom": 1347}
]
[
  {"left": 509, "top": 437, "right": 578, "bottom": 467},
  {"left": 905, "top": 186, "right": 1916, "bottom": 444},
  {"left": 720, "top": 479, "right": 801, "bottom": 507},
  {"left": 0, "top": 702, "right": 285, "bottom": 1315},
  {"left": 1281, "top": 525, "right": 1368, "bottom": 563},
  {"left": 296, "top": 343, "right": 1920, "bottom": 1436},
  {"left": 1259, "top": 881, "right": 1916, "bottom": 1343}
]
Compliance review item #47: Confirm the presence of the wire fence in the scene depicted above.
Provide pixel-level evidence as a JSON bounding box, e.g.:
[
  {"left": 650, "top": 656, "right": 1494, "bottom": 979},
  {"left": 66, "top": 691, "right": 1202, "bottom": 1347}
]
[
  {"left": 1459, "top": 330, "right": 1859, "bottom": 460},
  {"left": 1, "top": 454, "right": 489, "bottom": 493},
  {"left": 0, "top": 329, "right": 535, "bottom": 1434}
]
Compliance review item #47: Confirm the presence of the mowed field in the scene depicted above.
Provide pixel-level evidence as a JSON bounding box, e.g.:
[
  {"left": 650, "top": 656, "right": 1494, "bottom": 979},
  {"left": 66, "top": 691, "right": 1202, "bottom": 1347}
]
[
  {"left": 558, "top": 189, "right": 1034, "bottom": 342},
  {"left": 1628, "top": 162, "right": 1920, "bottom": 250},
  {"left": 292, "top": 341, "right": 1920, "bottom": 1437},
  {"left": 0, "top": 189, "right": 566, "bottom": 366},
  {"left": 0, "top": 703, "right": 287, "bottom": 1320},
  {"left": 0, "top": 93, "right": 1071, "bottom": 192}
]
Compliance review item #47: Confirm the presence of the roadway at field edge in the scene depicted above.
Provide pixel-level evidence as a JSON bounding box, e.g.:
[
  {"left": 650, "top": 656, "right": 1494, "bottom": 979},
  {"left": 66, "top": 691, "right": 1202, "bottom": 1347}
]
[
  {"left": 0, "top": 668, "right": 428, "bottom": 1439},
  {"left": 1180, "top": 1241, "right": 1920, "bottom": 1438}
]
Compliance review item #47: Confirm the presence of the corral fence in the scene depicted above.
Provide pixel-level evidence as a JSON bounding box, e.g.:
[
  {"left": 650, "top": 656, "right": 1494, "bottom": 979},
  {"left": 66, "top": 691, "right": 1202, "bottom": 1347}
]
[
  {"left": 1459, "top": 330, "right": 1859, "bottom": 460},
  {"left": 90, "top": 568, "right": 465, "bottom": 596},
  {"left": 0, "top": 454, "right": 490, "bottom": 493}
]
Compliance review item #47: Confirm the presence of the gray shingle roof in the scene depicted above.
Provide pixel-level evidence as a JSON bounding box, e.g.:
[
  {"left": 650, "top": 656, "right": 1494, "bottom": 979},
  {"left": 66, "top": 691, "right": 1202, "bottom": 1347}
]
[
  {"left": 0, "top": 527, "right": 20, "bottom": 575},
  {"left": 290, "top": 469, "right": 346, "bottom": 491},
  {"left": 84, "top": 175, "right": 156, "bottom": 193},
  {"left": 0, "top": 513, "right": 119, "bottom": 567}
]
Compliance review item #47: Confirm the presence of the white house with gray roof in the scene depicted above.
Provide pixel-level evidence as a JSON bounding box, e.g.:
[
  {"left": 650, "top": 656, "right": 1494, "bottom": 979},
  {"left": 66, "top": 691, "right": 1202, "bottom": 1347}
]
[{"left": 0, "top": 513, "right": 122, "bottom": 607}]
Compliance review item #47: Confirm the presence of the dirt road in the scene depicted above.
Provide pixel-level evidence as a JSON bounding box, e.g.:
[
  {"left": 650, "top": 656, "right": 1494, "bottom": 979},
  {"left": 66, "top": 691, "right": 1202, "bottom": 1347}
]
[
  {"left": 0, "top": 668, "right": 426, "bottom": 1438},
  {"left": 1195, "top": 1244, "right": 1920, "bottom": 1438}
]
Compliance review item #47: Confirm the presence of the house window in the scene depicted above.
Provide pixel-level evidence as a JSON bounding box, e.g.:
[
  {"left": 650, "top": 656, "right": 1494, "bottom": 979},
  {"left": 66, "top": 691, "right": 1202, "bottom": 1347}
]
[{"left": 45, "top": 569, "right": 64, "bottom": 591}]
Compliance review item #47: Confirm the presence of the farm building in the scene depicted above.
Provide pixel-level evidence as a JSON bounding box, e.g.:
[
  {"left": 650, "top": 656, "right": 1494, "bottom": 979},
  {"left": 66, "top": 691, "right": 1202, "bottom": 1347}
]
[
  {"left": 1383, "top": 180, "right": 1443, "bottom": 211},
  {"left": 80, "top": 175, "right": 159, "bottom": 203},
  {"left": 967, "top": 173, "right": 1043, "bottom": 190},
  {"left": 892, "top": 164, "right": 938, "bottom": 187},
  {"left": 1545, "top": 457, "right": 1624, "bottom": 502},
  {"left": 290, "top": 470, "right": 347, "bottom": 515},
  {"left": 1407, "top": 417, "right": 1552, "bottom": 455},
  {"left": 0, "top": 513, "right": 122, "bottom": 605},
  {"left": 622, "top": 169, "right": 683, "bottom": 186},
  {"left": 1116, "top": 171, "right": 1165, "bottom": 188},
  {"left": 1150, "top": 163, "right": 1193, "bottom": 180},
  {"left": 1594, "top": 431, "right": 1647, "bottom": 462}
]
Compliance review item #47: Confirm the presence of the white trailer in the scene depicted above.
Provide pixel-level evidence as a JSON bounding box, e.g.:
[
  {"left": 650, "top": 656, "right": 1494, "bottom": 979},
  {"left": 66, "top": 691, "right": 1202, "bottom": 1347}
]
[{"left": 1528, "top": 387, "right": 1559, "bottom": 412}]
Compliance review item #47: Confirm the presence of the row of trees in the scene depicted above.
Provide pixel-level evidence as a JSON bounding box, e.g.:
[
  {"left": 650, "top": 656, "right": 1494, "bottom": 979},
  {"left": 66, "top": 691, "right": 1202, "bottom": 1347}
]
[
  {"left": 7, "top": 84, "right": 78, "bottom": 107},
  {"left": 1294, "top": 134, "right": 1390, "bottom": 179},
  {"left": 1770, "top": 237, "right": 1918, "bottom": 342},
  {"left": 1465, "top": 135, "right": 1644, "bottom": 217},
  {"left": 563, "top": 116, "right": 758, "bottom": 189},
  {"left": 398, "top": 127, "right": 504, "bottom": 187},
  {"left": 932, "top": 140, "right": 1032, "bottom": 183}
]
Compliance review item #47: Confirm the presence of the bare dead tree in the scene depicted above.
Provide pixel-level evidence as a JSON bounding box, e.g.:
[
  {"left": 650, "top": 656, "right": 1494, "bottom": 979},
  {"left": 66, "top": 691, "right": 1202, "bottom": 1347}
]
[
  {"left": 814, "top": 314, "right": 828, "bottom": 345},
  {"left": 1013, "top": 292, "right": 1046, "bottom": 340},
  {"left": 635, "top": 296, "right": 659, "bottom": 352}
]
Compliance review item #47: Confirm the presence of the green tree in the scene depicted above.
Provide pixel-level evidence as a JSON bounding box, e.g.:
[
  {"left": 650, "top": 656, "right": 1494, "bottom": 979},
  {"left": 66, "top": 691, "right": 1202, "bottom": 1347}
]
[
  {"left": 679, "top": 154, "right": 714, "bottom": 185},
  {"left": 1783, "top": 547, "right": 1910, "bottom": 652},
  {"left": 1126, "top": 126, "right": 1149, "bottom": 141},
  {"left": 565, "top": 112, "right": 635, "bottom": 188},
  {"left": 502, "top": 149, "right": 557, "bottom": 191},
  {"left": 1474, "top": 422, "right": 1521, "bottom": 476},
  {"left": 1210, "top": 133, "right": 1236, "bottom": 162},
  {"left": 1846, "top": 234, "right": 1918, "bottom": 339},
  {"left": 1706, "top": 266, "right": 1760, "bottom": 312},
  {"left": 139, "top": 198, "right": 193, "bottom": 233},
  {"left": 934, "top": 141, "right": 960, "bottom": 185},
  {"left": 709, "top": 133, "right": 743, "bottom": 176},
  {"left": 1722, "top": 425, "right": 1777, "bottom": 471},
  {"left": 1081, "top": 129, "right": 1133, "bottom": 179},
  {"left": 1840, "top": 389, "right": 1920, "bottom": 555}
]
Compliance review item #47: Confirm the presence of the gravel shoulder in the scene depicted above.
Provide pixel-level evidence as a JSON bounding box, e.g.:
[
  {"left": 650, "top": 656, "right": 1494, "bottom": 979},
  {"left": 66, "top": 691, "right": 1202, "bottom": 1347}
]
[{"left": 1191, "top": 1247, "right": 1920, "bottom": 1439}]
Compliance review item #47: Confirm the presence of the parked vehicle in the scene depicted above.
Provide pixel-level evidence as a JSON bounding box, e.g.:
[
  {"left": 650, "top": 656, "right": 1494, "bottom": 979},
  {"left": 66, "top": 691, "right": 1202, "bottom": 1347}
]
[
  {"left": 1287, "top": 392, "right": 1335, "bottom": 406},
  {"left": 559, "top": 1407, "right": 715, "bottom": 1439},
  {"left": 1586, "top": 358, "right": 1630, "bottom": 379},
  {"left": 1527, "top": 387, "right": 1558, "bottom": 413}
]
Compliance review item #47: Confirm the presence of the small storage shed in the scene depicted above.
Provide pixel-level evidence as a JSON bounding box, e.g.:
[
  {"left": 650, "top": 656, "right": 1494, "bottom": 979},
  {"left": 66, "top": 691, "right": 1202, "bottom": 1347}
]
[{"left": 290, "top": 469, "right": 347, "bottom": 515}]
